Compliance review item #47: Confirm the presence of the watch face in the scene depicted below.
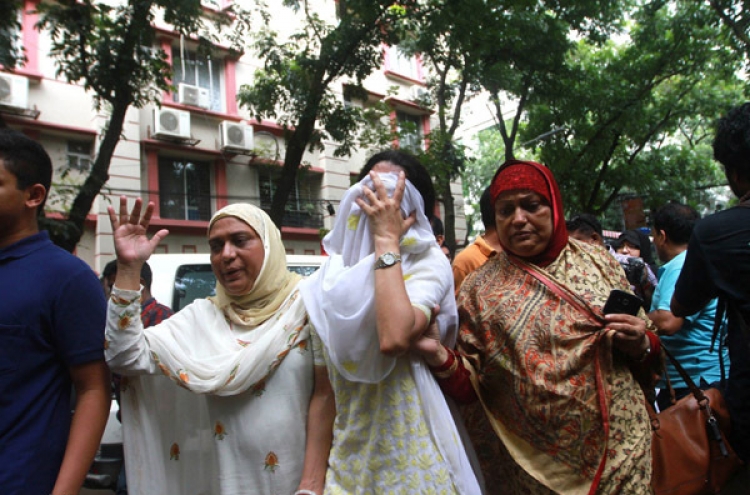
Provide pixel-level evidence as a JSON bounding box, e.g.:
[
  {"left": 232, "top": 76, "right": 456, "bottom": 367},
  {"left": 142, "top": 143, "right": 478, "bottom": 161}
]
[{"left": 382, "top": 253, "right": 396, "bottom": 265}]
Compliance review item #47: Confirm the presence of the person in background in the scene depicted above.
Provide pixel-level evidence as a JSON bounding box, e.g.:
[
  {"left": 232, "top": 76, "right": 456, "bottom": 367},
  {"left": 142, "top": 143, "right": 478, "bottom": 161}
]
[
  {"left": 430, "top": 214, "right": 453, "bottom": 261},
  {"left": 566, "top": 213, "right": 606, "bottom": 247},
  {"left": 102, "top": 259, "right": 174, "bottom": 495},
  {"left": 0, "top": 129, "right": 110, "bottom": 495},
  {"left": 452, "top": 186, "right": 502, "bottom": 294},
  {"left": 672, "top": 102, "right": 750, "bottom": 469},
  {"left": 298, "top": 150, "right": 481, "bottom": 494},
  {"left": 105, "top": 199, "right": 317, "bottom": 495},
  {"left": 416, "top": 159, "right": 658, "bottom": 494},
  {"left": 613, "top": 229, "right": 658, "bottom": 310},
  {"left": 648, "top": 202, "right": 729, "bottom": 411}
]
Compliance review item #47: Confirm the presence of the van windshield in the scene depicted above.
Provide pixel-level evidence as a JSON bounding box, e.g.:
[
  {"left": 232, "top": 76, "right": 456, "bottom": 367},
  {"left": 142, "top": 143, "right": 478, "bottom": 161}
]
[{"left": 172, "top": 264, "right": 321, "bottom": 311}]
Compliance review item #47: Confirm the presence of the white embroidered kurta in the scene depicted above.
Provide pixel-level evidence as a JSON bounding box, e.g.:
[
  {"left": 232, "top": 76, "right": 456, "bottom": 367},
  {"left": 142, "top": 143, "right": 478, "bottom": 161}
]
[
  {"left": 106, "top": 288, "right": 314, "bottom": 495},
  {"left": 300, "top": 173, "right": 483, "bottom": 495}
]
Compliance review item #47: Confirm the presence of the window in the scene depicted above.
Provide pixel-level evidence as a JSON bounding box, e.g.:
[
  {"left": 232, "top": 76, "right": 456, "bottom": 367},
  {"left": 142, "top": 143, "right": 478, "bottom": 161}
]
[
  {"left": 258, "top": 169, "right": 323, "bottom": 228},
  {"left": 397, "top": 111, "right": 423, "bottom": 153},
  {"left": 158, "top": 157, "right": 212, "bottom": 221},
  {"left": 387, "top": 46, "right": 421, "bottom": 81},
  {"left": 172, "top": 47, "right": 224, "bottom": 112},
  {"left": 67, "top": 140, "right": 92, "bottom": 173}
]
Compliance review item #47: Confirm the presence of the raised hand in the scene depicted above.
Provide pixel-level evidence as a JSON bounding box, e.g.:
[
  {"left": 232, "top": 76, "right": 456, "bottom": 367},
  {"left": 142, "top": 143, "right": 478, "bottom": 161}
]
[
  {"left": 108, "top": 196, "right": 169, "bottom": 268},
  {"left": 356, "top": 171, "right": 415, "bottom": 245}
]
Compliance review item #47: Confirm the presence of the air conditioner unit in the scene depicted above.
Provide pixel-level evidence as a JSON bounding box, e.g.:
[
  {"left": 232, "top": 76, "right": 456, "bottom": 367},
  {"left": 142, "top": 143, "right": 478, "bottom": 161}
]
[
  {"left": 220, "top": 121, "right": 254, "bottom": 151},
  {"left": 409, "top": 85, "right": 429, "bottom": 102},
  {"left": 178, "top": 83, "right": 210, "bottom": 109},
  {"left": 0, "top": 73, "right": 29, "bottom": 110},
  {"left": 153, "top": 108, "right": 191, "bottom": 140}
]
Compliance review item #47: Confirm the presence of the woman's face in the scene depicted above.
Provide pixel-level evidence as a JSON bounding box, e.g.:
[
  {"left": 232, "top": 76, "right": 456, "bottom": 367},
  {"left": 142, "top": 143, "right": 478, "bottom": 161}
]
[
  {"left": 616, "top": 241, "right": 640, "bottom": 257},
  {"left": 208, "top": 217, "right": 265, "bottom": 296},
  {"left": 494, "top": 190, "right": 553, "bottom": 259}
]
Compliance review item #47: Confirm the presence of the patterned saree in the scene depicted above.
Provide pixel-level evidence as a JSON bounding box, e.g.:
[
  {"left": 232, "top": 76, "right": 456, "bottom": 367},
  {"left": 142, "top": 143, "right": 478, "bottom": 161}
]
[{"left": 457, "top": 240, "right": 652, "bottom": 494}]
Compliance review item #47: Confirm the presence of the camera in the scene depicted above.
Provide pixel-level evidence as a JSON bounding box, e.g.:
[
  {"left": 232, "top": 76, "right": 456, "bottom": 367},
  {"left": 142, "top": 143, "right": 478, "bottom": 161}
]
[{"left": 614, "top": 254, "right": 645, "bottom": 288}]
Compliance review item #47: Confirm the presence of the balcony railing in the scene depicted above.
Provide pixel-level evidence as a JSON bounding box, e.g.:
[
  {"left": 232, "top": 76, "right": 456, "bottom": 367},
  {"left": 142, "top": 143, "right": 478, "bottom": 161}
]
[{"left": 260, "top": 198, "right": 326, "bottom": 229}]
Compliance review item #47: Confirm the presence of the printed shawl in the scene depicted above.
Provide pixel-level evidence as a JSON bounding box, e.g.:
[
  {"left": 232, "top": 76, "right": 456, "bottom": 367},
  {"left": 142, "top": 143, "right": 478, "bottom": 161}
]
[{"left": 458, "top": 240, "right": 652, "bottom": 494}]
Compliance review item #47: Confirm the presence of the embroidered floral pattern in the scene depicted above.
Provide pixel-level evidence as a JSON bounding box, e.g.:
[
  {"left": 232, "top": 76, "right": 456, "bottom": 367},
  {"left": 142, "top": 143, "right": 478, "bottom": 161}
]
[
  {"left": 214, "top": 421, "right": 227, "bottom": 440},
  {"left": 225, "top": 364, "right": 239, "bottom": 385},
  {"left": 264, "top": 451, "right": 279, "bottom": 472},
  {"left": 251, "top": 379, "right": 266, "bottom": 397},
  {"left": 347, "top": 213, "right": 360, "bottom": 230},
  {"left": 118, "top": 311, "right": 136, "bottom": 331},
  {"left": 170, "top": 443, "right": 180, "bottom": 460}
]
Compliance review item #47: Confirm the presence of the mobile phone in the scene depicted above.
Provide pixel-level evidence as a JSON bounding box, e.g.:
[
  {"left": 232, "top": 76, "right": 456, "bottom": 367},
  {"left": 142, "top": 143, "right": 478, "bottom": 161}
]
[{"left": 602, "top": 289, "right": 643, "bottom": 316}]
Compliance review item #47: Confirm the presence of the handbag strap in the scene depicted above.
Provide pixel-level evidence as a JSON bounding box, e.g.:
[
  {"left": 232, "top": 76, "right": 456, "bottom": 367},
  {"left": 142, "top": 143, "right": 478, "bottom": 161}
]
[{"left": 661, "top": 345, "right": 707, "bottom": 404}]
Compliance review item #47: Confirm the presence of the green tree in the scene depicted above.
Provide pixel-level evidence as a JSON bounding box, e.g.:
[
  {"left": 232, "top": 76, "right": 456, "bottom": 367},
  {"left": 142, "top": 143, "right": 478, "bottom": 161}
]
[
  {"left": 477, "top": 0, "right": 627, "bottom": 161},
  {"left": 400, "top": 0, "right": 490, "bottom": 253},
  {"left": 237, "top": 0, "right": 407, "bottom": 227},
  {"left": 705, "top": 0, "right": 750, "bottom": 65},
  {"left": 30, "top": 0, "right": 242, "bottom": 252},
  {"left": 460, "top": 127, "right": 505, "bottom": 241},
  {"left": 524, "top": 1, "right": 748, "bottom": 219}
]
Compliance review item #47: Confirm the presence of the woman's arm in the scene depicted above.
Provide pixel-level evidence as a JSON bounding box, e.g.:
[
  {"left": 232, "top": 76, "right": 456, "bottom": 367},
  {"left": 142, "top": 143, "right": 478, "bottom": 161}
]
[
  {"left": 357, "top": 171, "right": 426, "bottom": 355},
  {"left": 297, "top": 365, "right": 336, "bottom": 495}
]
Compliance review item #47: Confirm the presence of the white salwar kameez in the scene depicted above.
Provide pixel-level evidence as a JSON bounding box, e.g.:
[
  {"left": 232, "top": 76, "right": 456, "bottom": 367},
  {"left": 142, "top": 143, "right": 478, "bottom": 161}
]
[
  {"left": 107, "top": 292, "right": 314, "bottom": 495},
  {"left": 105, "top": 203, "right": 314, "bottom": 495}
]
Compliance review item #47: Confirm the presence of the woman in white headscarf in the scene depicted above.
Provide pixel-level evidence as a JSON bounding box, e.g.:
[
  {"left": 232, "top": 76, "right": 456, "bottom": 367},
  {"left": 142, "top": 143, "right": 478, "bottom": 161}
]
[
  {"left": 105, "top": 198, "right": 314, "bottom": 495},
  {"left": 297, "top": 150, "right": 482, "bottom": 495}
]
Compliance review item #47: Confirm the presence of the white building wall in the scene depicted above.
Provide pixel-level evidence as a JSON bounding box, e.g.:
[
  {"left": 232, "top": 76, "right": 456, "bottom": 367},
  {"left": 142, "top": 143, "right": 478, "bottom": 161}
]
[{"left": 3, "top": 0, "right": 467, "bottom": 270}]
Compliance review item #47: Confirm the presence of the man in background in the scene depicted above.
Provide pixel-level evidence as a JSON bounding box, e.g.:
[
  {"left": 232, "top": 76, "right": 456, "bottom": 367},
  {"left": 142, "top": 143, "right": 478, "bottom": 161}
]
[
  {"left": 0, "top": 129, "right": 109, "bottom": 495},
  {"left": 452, "top": 186, "right": 502, "bottom": 294},
  {"left": 672, "top": 102, "right": 750, "bottom": 467},
  {"left": 566, "top": 212, "right": 606, "bottom": 247},
  {"left": 648, "top": 202, "right": 728, "bottom": 410}
]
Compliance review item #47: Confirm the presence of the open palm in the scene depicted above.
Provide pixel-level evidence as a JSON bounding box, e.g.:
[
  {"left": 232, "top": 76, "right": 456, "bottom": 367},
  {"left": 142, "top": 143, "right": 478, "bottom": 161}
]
[{"left": 108, "top": 196, "right": 169, "bottom": 265}]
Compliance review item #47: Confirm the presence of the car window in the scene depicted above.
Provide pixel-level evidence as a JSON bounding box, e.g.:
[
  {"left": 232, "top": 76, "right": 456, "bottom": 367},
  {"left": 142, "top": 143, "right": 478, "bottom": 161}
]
[
  {"left": 173, "top": 264, "right": 217, "bottom": 312},
  {"left": 288, "top": 265, "right": 319, "bottom": 277},
  {"left": 172, "top": 263, "right": 321, "bottom": 311}
]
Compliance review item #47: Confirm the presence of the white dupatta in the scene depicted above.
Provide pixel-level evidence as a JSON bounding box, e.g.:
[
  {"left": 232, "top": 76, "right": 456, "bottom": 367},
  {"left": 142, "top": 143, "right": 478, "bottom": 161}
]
[{"left": 299, "top": 173, "right": 482, "bottom": 495}]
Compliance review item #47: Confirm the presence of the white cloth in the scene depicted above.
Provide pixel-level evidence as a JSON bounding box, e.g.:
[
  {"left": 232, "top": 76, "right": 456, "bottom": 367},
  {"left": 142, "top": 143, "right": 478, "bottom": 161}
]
[
  {"left": 299, "top": 173, "right": 482, "bottom": 495},
  {"left": 106, "top": 290, "right": 314, "bottom": 495}
]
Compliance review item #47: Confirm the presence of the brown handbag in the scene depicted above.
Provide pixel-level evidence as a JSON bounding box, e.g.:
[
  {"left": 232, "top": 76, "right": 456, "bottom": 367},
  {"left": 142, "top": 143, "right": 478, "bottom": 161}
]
[{"left": 649, "top": 346, "right": 744, "bottom": 495}]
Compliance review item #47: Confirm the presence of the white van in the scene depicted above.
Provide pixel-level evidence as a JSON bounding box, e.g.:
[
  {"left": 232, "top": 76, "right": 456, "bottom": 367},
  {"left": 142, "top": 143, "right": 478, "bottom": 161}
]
[
  {"left": 85, "top": 253, "right": 325, "bottom": 490},
  {"left": 149, "top": 253, "right": 327, "bottom": 311}
]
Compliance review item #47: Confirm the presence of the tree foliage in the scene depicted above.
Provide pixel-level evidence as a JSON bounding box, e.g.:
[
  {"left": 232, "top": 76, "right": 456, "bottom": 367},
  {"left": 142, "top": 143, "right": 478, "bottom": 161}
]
[
  {"left": 237, "top": 0, "right": 409, "bottom": 227},
  {"left": 522, "top": 1, "right": 748, "bottom": 220}
]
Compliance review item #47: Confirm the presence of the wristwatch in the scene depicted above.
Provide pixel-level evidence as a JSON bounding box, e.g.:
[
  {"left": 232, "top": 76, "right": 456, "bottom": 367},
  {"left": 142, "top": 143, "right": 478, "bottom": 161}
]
[{"left": 374, "top": 251, "right": 401, "bottom": 270}]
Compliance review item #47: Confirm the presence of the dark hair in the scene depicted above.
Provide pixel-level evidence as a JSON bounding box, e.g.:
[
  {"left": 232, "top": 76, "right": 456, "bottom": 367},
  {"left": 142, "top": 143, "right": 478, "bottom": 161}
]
[
  {"left": 430, "top": 215, "right": 444, "bottom": 236},
  {"left": 102, "top": 260, "right": 154, "bottom": 290},
  {"left": 566, "top": 213, "right": 603, "bottom": 238},
  {"left": 652, "top": 202, "right": 700, "bottom": 245},
  {"left": 102, "top": 260, "right": 118, "bottom": 279},
  {"left": 479, "top": 186, "right": 495, "bottom": 231},
  {"left": 713, "top": 102, "right": 750, "bottom": 182},
  {"left": 357, "top": 150, "right": 436, "bottom": 220},
  {"left": 0, "top": 129, "right": 52, "bottom": 211}
]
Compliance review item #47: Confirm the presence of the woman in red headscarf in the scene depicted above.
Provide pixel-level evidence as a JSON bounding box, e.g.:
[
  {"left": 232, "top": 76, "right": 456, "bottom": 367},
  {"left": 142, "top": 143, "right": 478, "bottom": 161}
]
[{"left": 415, "top": 160, "right": 659, "bottom": 494}]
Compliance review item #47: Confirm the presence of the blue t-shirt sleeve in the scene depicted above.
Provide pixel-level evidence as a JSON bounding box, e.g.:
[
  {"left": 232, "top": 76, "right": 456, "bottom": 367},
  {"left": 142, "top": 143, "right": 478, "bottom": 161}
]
[
  {"left": 52, "top": 267, "right": 107, "bottom": 366},
  {"left": 651, "top": 264, "right": 679, "bottom": 312}
]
